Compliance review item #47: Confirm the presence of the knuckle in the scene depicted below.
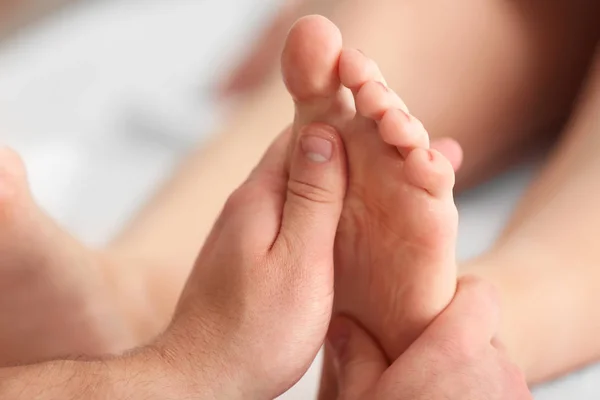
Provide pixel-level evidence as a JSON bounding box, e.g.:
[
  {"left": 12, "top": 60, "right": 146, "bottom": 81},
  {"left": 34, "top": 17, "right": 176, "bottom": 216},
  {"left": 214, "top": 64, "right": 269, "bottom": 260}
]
[
  {"left": 287, "top": 177, "right": 336, "bottom": 205},
  {"left": 275, "top": 228, "right": 304, "bottom": 260},
  {"left": 222, "top": 182, "right": 263, "bottom": 216},
  {"left": 222, "top": 188, "right": 247, "bottom": 216}
]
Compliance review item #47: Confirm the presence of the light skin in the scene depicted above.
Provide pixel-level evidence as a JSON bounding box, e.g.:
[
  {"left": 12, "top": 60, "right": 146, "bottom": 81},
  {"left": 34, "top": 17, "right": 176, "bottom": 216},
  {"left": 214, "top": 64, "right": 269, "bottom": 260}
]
[
  {"left": 329, "top": 277, "right": 532, "bottom": 400},
  {"left": 0, "top": 286, "right": 527, "bottom": 399},
  {"left": 244, "top": 3, "right": 600, "bottom": 386},
  {"left": 0, "top": 147, "right": 136, "bottom": 364},
  {"left": 0, "top": 121, "right": 350, "bottom": 400},
  {"left": 0, "top": 13, "right": 461, "bottom": 368},
  {"left": 226, "top": 0, "right": 600, "bottom": 189},
  {"left": 282, "top": 17, "right": 459, "bottom": 362},
  {"left": 0, "top": 0, "right": 600, "bottom": 388},
  {"left": 462, "top": 49, "right": 600, "bottom": 381},
  {"left": 0, "top": 124, "right": 530, "bottom": 399}
]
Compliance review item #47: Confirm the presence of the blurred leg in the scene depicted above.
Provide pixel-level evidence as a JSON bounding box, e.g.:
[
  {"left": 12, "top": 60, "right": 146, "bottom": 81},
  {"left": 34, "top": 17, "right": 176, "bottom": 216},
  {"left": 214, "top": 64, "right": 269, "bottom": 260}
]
[
  {"left": 463, "top": 47, "right": 600, "bottom": 383},
  {"left": 226, "top": 0, "right": 600, "bottom": 189}
]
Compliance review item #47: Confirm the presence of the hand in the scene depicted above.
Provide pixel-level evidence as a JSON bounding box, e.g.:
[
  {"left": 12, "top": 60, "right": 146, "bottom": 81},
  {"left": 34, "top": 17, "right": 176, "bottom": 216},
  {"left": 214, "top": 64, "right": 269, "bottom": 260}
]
[
  {"left": 327, "top": 276, "right": 532, "bottom": 400},
  {"left": 155, "top": 123, "right": 348, "bottom": 399}
]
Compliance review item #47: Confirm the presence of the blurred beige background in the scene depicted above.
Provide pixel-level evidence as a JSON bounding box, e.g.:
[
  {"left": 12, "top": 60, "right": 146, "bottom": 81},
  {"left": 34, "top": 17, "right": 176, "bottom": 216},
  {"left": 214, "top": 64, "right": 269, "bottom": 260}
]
[{"left": 0, "top": 1, "right": 597, "bottom": 399}]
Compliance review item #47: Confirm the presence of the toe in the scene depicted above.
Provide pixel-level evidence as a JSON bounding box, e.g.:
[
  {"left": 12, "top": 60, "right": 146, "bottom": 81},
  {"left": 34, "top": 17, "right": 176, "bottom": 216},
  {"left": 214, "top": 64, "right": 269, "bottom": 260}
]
[
  {"left": 355, "top": 81, "right": 406, "bottom": 121},
  {"left": 340, "top": 50, "right": 409, "bottom": 113},
  {"left": 404, "top": 148, "right": 455, "bottom": 197},
  {"left": 430, "top": 138, "right": 464, "bottom": 172},
  {"left": 342, "top": 50, "right": 430, "bottom": 157},
  {"left": 281, "top": 15, "right": 343, "bottom": 102},
  {"left": 379, "top": 109, "right": 430, "bottom": 154},
  {"left": 339, "top": 48, "right": 385, "bottom": 92}
]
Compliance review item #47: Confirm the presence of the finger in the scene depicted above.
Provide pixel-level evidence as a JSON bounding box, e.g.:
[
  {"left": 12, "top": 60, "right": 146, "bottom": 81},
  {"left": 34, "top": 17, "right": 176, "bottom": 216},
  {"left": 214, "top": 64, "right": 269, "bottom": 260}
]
[
  {"left": 422, "top": 275, "right": 501, "bottom": 349},
  {"left": 272, "top": 123, "right": 347, "bottom": 263},
  {"left": 328, "top": 316, "right": 388, "bottom": 400}
]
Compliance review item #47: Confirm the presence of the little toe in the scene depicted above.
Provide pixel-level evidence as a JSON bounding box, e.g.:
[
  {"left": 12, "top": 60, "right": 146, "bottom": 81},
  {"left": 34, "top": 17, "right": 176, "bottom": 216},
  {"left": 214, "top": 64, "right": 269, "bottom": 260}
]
[{"left": 404, "top": 148, "right": 456, "bottom": 197}]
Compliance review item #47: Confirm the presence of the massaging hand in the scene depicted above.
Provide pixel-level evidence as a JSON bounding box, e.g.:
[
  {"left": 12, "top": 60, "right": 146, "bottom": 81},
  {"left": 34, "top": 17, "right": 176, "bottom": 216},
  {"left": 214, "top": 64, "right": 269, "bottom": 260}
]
[
  {"left": 326, "top": 276, "right": 532, "bottom": 400},
  {"left": 0, "top": 125, "right": 527, "bottom": 400},
  {"left": 157, "top": 123, "right": 348, "bottom": 399}
]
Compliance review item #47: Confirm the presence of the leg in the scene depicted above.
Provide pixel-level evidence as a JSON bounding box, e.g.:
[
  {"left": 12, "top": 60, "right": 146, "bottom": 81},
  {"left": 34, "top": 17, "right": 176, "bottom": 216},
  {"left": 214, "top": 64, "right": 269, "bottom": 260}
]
[
  {"left": 226, "top": 0, "right": 600, "bottom": 189},
  {"left": 335, "top": 0, "right": 598, "bottom": 189},
  {"left": 463, "top": 47, "right": 600, "bottom": 383}
]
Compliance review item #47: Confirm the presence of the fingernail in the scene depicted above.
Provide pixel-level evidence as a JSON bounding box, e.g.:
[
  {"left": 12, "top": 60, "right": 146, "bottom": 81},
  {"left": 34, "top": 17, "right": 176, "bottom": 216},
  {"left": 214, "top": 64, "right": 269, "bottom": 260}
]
[{"left": 300, "top": 135, "right": 333, "bottom": 163}]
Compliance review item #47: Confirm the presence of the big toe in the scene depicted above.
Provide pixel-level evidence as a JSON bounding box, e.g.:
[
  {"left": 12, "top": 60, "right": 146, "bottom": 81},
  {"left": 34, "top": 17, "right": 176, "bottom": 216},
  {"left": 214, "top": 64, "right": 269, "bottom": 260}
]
[{"left": 281, "top": 15, "right": 343, "bottom": 102}]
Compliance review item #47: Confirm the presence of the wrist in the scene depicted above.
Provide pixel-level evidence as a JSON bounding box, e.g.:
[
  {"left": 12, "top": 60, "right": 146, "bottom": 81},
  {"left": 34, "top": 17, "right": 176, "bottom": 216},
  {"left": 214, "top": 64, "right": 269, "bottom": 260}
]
[
  {"left": 159, "top": 295, "right": 313, "bottom": 399},
  {"left": 120, "top": 347, "right": 213, "bottom": 400},
  {"left": 147, "top": 316, "right": 248, "bottom": 400}
]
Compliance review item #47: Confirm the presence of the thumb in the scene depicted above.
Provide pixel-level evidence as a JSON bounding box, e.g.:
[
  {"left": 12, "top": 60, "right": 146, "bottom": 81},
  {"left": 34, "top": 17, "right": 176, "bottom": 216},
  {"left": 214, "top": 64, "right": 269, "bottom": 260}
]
[
  {"left": 328, "top": 316, "right": 388, "bottom": 400},
  {"left": 273, "top": 123, "right": 347, "bottom": 261},
  {"left": 421, "top": 275, "right": 500, "bottom": 350}
]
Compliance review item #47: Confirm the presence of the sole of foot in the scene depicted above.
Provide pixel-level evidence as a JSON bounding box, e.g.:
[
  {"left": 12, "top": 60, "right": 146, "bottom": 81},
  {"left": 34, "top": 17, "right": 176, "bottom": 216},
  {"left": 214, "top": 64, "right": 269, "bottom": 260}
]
[{"left": 282, "top": 15, "right": 459, "bottom": 359}]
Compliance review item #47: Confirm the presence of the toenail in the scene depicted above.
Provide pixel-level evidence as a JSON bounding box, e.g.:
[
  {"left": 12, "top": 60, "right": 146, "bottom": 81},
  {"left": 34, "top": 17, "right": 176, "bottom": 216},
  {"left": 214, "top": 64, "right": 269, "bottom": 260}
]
[
  {"left": 301, "top": 135, "right": 333, "bottom": 163},
  {"left": 376, "top": 81, "right": 389, "bottom": 92},
  {"left": 394, "top": 108, "right": 411, "bottom": 122}
]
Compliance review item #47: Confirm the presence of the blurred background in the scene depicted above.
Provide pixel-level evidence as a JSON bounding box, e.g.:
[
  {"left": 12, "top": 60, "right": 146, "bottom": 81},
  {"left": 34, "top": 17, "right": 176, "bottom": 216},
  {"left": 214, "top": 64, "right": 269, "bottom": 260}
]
[{"left": 0, "top": 1, "right": 598, "bottom": 399}]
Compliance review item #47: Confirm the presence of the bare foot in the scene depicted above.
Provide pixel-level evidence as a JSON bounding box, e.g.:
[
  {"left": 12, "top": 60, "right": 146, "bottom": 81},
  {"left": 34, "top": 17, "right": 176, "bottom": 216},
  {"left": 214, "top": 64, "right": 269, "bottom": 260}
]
[
  {"left": 0, "top": 148, "right": 136, "bottom": 365},
  {"left": 282, "top": 15, "right": 458, "bottom": 360}
]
